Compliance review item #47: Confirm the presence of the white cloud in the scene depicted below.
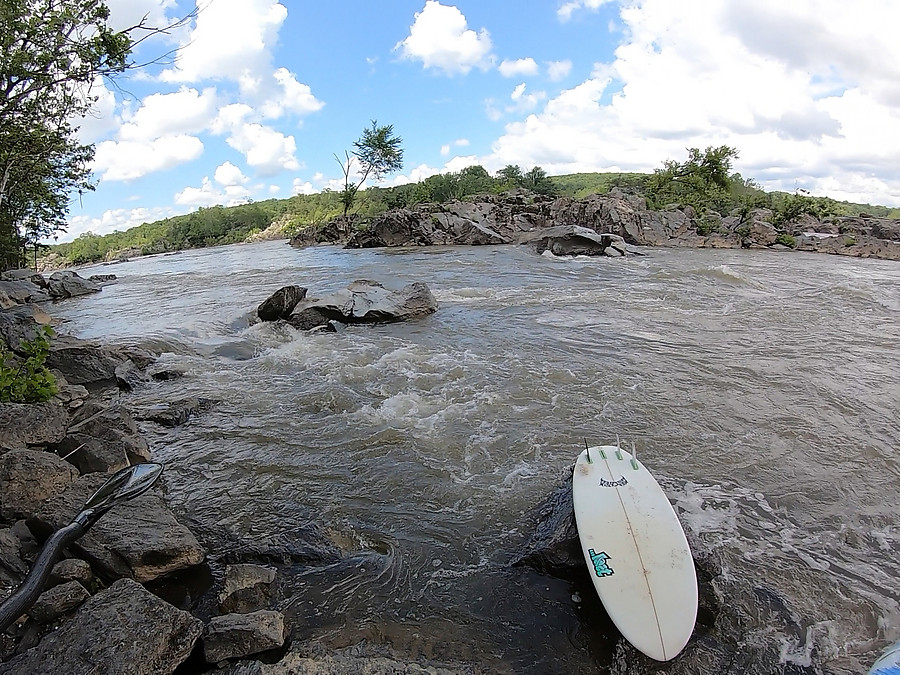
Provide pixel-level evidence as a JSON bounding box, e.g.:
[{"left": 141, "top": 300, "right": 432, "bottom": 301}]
[
  {"left": 175, "top": 176, "right": 251, "bottom": 207},
  {"left": 261, "top": 68, "right": 325, "bottom": 118},
  {"left": 76, "top": 79, "right": 119, "bottom": 144},
  {"left": 440, "top": 144, "right": 451, "bottom": 156},
  {"left": 65, "top": 205, "right": 180, "bottom": 241},
  {"left": 160, "top": 0, "right": 288, "bottom": 87},
  {"left": 214, "top": 161, "right": 248, "bottom": 186},
  {"left": 482, "top": 0, "right": 900, "bottom": 205},
  {"left": 546, "top": 59, "right": 573, "bottom": 81},
  {"left": 499, "top": 58, "right": 538, "bottom": 78},
  {"left": 225, "top": 123, "right": 300, "bottom": 176},
  {"left": 291, "top": 179, "right": 316, "bottom": 195},
  {"left": 119, "top": 87, "right": 218, "bottom": 142},
  {"left": 395, "top": 1, "right": 493, "bottom": 76},
  {"left": 93, "top": 135, "right": 204, "bottom": 181},
  {"left": 558, "top": 0, "right": 615, "bottom": 22}
]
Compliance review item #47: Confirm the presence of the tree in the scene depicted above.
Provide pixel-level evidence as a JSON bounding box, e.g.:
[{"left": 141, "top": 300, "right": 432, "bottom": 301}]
[
  {"left": 0, "top": 0, "right": 188, "bottom": 269},
  {"left": 335, "top": 120, "right": 404, "bottom": 217},
  {"left": 522, "top": 166, "right": 557, "bottom": 195},
  {"left": 495, "top": 164, "right": 523, "bottom": 188},
  {"left": 646, "top": 145, "right": 739, "bottom": 212}
]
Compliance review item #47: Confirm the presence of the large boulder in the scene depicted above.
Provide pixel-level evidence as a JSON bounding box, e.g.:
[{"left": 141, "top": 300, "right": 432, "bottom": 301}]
[
  {"left": 46, "top": 271, "right": 100, "bottom": 299},
  {"left": 59, "top": 403, "right": 151, "bottom": 474},
  {"left": 519, "top": 225, "right": 634, "bottom": 257},
  {"left": 0, "top": 279, "right": 49, "bottom": 304},
  {"left": 0, "top": 449, "right": 80, "bottom": 520},
  {"left": 2, "top": 578, "right": 203, "bottom": 675},
  {"left": 30, "top": 473, "right": 205, "bottom": 582},
  {"left": 258, "top": 286, "right": 308, "bottom": 321},
  {"left": 299, "top": 280, "right": 438, "bottom": 324},
  {"left": 203, "top": 610, "right": 287, "bottom": 663},
  {"left": 0, "top": 269, "right": 47, "bottom": 287},
  {"left": 0, "top": 401, "right": 69, "bottom": 453},
  {"left": 0, "top": 303, "right": 53, "bottom": 352},
  {"left": 44, "top": 334, "right": 129, "bottom": 386}
]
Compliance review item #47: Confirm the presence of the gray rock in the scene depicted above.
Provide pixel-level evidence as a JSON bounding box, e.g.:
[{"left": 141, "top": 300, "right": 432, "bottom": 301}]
[
  {"left": 51, "top": 558, "right": 94, "bottom": 587},
  {"left": 218, "top": 564, "right": 277, "bottom": 614},
  {"left": 258, "top": 285, "right": 308, "bottom": 321},
  {"left": 150, "top": 368, "right": 185, "bottom": 381},
  {"left": 46, "top": 271, "right": 100, "bottom": 299},
  {"left": 2, "top": 578, "right": 203, "bottom": 675},
  {"left": 0, "top": 279, "right": 49, "bottom": 304},
  {"left": 0, "top": 288, "right": 14, "bottom": 310},
  {"left": 203, "top": 610, "right": 287, "bottom": 663},
  {"left": 0, "top": 269, "right": 47, "bottom": 288},
  {"left": 135, "top": 397, "right": 217, "bottom": 428},
  {"left": 0, "top": 303, "right": 53, "bottom": 352},
  {"left": 304, "top": 280, "right": 438, "bottom": 324},
  {"left": 519, "top": 225, "right": 633, "bottom": 257},
  {"left": 57, "top": 402, "right": 151, "bottom": 473},
  {"left": 87, "top": 274, "right": 117, "bottom": 284},
  {"left": 30, "top": 474, "right": 205, "bottom": 582},
  {"left": 45, "top": 334, "right": 129, "bottom": 386},
  {"left": 0, "top": 401, "right": 68, "bottom": 453},
  {"left": 114, "top": 360, "right": 149, "bottom": 392},
  {"left": 285, "top": 306, "right": 331, "bottom": 331},
  {"left": 0, "top": 449, "right": 80, "bottom": 520},
  {"left": 28, "top": 579, "right": 90, "bottom": 624}
]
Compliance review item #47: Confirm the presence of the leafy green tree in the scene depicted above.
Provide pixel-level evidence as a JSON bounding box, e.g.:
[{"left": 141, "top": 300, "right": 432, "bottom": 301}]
[
  {"left": 522, "top": 166, "right": 557, "bottom": 196},
  {"left": 335, "top": 120, "right": 404, "bottom": 216},
  {"left": 646, "top": 145, "right": 739, "bottom": 212},
  {"left": 495, "top": 164, "right": 524, "bottom": 188}
]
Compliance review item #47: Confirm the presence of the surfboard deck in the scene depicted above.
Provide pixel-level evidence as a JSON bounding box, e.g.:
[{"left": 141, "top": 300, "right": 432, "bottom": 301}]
[
  {"left": 572, "top": 444, "right": 697, "bottom": 661},
  {"left": 869, "top": 640, "right": 900, "bottom": 674}
]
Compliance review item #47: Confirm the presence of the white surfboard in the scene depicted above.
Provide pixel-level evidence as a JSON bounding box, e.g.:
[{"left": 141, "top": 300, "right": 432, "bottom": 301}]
[{"left": 572, "top": 444, "right": 697, "bottom": 661}]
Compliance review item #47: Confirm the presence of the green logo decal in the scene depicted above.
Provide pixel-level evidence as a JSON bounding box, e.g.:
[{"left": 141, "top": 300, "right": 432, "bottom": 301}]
[{"left": 588, "top": 549, "right": 614, "bottom": 577}]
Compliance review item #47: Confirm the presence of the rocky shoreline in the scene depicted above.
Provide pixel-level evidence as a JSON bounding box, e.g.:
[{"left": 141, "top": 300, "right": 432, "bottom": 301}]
[
  {"left": 289, "top": 189, "right": 900, "bottom": 262},
  {"left": 1, "top": 268, "right": 835, "bottom": 673}
]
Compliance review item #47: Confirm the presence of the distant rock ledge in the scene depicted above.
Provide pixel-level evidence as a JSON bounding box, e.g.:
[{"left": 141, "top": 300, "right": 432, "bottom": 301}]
[{"left": 289, "top": 189, "right": 900, "bottom": 261}]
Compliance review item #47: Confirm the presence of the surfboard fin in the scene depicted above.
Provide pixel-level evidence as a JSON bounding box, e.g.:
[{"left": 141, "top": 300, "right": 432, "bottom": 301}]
[
  {"left": 584, "top": 438, "right": 592, "bottom": 463},
  {"left": 615, "top": 434, "right": 623, "bottom": 461},
  {"left": 631, "top": 442, "right": 639, "bottom": 470}
]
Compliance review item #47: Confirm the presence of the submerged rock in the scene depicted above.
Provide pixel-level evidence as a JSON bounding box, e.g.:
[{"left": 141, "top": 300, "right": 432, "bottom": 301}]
[{"left": 2, "top": 578, "right": 203, "bottom": 675}]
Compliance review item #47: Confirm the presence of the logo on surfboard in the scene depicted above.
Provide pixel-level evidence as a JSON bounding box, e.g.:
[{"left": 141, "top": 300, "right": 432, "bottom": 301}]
[
  {"left": 598, "top": 476, "right": 628, "bottom": 488},
  {"left": 588, "top": 549, "right": 614, "bottom": 577}
]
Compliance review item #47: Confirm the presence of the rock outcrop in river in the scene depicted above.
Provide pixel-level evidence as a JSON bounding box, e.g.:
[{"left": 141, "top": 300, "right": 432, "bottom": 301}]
[{"left": 289, "top": 189, "right": 900, "bottom": 261}]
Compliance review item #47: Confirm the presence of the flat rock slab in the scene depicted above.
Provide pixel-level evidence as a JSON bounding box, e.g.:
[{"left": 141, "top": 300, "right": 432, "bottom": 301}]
[
  {"left": 0, "top": 401, "right": 68, "bottom": 453},
  {"left": 203, "top": 610, "right": 287, "bottom": 663},
  {"left": 0, "top": 449, "right": 79, "bottom": 520},
  {"left": 3, "top": 578, "right": 203, "bottom": 675},
  {"left": 30, "top": 474, "right": 205, "bottom": 583}
]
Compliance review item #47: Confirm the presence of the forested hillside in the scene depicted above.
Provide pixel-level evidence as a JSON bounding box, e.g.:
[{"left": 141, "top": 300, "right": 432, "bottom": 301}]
[{"left": 49, "top": 155, "right": 900, "bottom": 267}]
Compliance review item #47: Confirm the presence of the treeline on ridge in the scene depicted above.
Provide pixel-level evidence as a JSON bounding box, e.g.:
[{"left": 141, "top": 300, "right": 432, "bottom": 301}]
[{"left": 51, "top": 152, "right": 900, "bottom": 267}]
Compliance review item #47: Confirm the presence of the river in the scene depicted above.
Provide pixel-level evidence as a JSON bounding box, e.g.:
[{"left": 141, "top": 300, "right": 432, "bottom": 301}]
[{"left": 56, "top": 240, "right": 899, "bottom": 673}]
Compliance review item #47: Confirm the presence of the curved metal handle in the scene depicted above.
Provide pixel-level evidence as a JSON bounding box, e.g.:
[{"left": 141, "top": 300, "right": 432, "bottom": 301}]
[{"left": 0, "top": 522, "right": 84, "bottom": 632}]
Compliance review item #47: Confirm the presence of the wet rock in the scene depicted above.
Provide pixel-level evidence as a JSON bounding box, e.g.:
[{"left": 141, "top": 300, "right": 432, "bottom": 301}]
[
  {"left": 0, "top": 279, "right": 49, "bottom": 304},
  {"left": 219, "top": 526, "right": 342, "bottom": 567},
  {"left": 0, "top": 303, "right": 53, "bottom": 352},
  {"left": 1, "top": 578, "right": 203, "bottom": 675},
  {"left": 0, "top": 269, "right": 47, "bottom": 288},
  {"left": 285, "top": 306, "right": 331, "bottom": 331},
  {"left": 135, "top": 397, "right": 217, "bottom": 427},
  {"left": 258, "top": 285, "right": 308, "bottom": 321},
  {"left": 0, "top": 401, "right": 69, "bottom": 453},
  {"left": 303, "top": 280, "right": 438, "bottom": 325},
  {"left": 520, "top": 225, "right": 634, "bottom": 257},
  {"left": 59, "top": 402, "right": 151, "bottom": 473},
  {"left": 45, "top": 334, "right": 128, "bottom": 386},
  {"left": 87, "top": 274, "right": 117, "bottom": 284},
  {"left": 509, "top": 466, "right": 582, "bottom": 577},
  {"left": 28, "top": 579, "right": 90, "bottom": 624},
  {"left": 114, "top": 359, "right": 149, "bottom": 392},
  {"left": 0, "top": 449, "right": 80, "bottom": 520},
  {"left": 218, "top": 564, "right": 277, "bottom": 614},
  {"left": 50, "top": 558, "right": 94, "bottom": 588},
  {"left": 203, "top": 610, "right": 287, "bottom": 663},
  {"left": 150, "top": 368, "right": 186, "bottom": 381},
  {"left": 46, "top": 271, "right": 100, "bottom": 299},
  {"left": 30, "top": 474, "right": 205, "bottom": 583},
  {"left": 225, "top": 644, "right": 473, "bottom": 675}
]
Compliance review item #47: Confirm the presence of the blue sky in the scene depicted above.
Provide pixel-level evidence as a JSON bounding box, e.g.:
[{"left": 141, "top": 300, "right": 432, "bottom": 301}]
[{"left": 66, "top": 0, "right": 900, "bottom": 242}]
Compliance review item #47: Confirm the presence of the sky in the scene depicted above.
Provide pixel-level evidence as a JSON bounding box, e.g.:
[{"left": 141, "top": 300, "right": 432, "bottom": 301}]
[{"left": 64, "top": 0, "right": 900, "bottom": 242}]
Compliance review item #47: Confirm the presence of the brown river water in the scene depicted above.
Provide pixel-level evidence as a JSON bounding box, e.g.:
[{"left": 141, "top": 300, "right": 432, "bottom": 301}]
[{"left": 57, "top": 240, "right": 899, "bottom": 673}]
